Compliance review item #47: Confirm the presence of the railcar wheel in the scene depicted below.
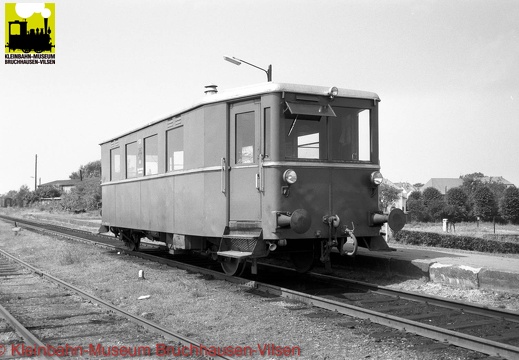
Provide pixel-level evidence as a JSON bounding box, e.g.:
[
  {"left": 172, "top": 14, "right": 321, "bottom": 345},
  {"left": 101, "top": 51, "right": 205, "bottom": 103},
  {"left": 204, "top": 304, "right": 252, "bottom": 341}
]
[
  {"left": 290, "top": 251, "right": 315, "bottom": 273},
  {"left": 289, "top": 239, "right": 315, "bottom": 273},
  {"left": 221, "top": 257, "right": 247, "bottom": 276},
  {"left": 127, "top": 233, "right": 141, "bottom": 251}
]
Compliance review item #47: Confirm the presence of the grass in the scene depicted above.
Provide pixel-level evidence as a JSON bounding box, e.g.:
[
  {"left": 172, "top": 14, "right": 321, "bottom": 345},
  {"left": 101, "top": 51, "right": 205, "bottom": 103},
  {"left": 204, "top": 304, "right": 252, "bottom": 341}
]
[{"left": 404, "top": 221, "right": 519, "bottom": 239}]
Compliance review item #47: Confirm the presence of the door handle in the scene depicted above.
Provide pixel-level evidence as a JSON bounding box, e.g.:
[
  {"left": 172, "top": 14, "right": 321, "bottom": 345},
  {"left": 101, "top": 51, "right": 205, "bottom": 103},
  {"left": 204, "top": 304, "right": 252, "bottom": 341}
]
[{"left": 221, "top": 157, "right": 226, "bottom": 193}]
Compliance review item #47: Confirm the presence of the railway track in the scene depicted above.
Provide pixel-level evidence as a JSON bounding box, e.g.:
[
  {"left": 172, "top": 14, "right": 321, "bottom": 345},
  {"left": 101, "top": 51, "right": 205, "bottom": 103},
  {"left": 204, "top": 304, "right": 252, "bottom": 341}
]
[
  {"left": 0, "top": 237, "right": 231, "bottom": 359},
  {"left": 2, "top": 214, "right": 519, "bottom": 359}
]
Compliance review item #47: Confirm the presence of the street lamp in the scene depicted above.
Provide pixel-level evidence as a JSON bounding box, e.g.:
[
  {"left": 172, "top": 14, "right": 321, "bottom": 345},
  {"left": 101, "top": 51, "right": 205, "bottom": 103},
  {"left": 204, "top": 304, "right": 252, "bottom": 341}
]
[{"left": 223, "top": 56, "right": 272, "bottom": 82}]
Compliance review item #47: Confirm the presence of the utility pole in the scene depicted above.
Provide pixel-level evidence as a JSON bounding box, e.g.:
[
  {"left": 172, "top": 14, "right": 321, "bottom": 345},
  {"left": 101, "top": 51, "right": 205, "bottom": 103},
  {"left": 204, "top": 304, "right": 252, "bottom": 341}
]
[{"left": 34, "top": 154, "right": 38, "bottom": 191}]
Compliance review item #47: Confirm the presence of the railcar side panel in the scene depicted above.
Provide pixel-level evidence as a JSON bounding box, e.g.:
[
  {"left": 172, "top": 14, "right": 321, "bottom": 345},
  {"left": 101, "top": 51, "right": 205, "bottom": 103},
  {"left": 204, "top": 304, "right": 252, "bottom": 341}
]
[
  {"left": 115, "top": 181, "right": 141, "bottom": 229},
  {"left": 140, "top": 177, "right": 171, "bottom": 232},
  {"left": 173, "top": 173, "right": 205, "bottom": 236},
  {"left": 203, "top": 171, "right": 227, "bottom": 235},
  {"left": 102, "top": 184, "right": 116, "bottom": 225}
]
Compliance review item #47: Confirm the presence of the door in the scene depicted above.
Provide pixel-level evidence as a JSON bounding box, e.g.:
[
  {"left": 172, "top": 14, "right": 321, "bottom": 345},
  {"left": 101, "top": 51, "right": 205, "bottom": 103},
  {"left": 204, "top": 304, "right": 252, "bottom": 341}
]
[{"left": 229, "top": 100, "right": 261, "bottom": 221}]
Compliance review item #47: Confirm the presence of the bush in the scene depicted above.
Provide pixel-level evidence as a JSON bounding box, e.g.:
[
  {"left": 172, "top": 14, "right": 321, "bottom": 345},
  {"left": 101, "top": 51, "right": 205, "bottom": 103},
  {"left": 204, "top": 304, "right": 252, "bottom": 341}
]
[
  {"left": 60, "top": 179, "right": 101, "bottom": 211},
  {"left": 394, "top": 230, "right": 519, "bottom": 254}
]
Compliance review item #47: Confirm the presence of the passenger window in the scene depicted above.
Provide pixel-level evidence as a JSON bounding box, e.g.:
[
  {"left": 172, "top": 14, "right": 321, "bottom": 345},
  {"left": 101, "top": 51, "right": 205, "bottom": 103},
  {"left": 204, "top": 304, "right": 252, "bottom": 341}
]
[
  {"left": 110, "top": 147, "right": 121, "bottom": 181},
  {"left": 167, "top": 127, "right": 184, "bottom": 171},
  {"left": 235, "top": 111, "right": 255, "bottom": 164},
  {"left": 144, "top": 135, "right": 158, "bottom": 175},
  {"left": 126, "top": 142, "right": 138, "bottom": 178}
]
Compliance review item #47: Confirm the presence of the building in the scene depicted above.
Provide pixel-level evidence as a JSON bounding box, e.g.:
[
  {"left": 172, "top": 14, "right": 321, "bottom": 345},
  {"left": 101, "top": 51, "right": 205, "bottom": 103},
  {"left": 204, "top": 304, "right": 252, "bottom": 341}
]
[
  {"left": 381, "top": 179, "right": 416, "bottom": 212},
  {"left": 421, "top": 176, "right": 514, "bottom": 195},
  {"left": 421, "top": 178, "right": 463, "bottom": 195},
  {"left": 38, "top": 177, "right": 100, "bottom": 194},
  {"left": 479, "top": 176, "right": 514, "bottom": 188},
  {"left": 0, "top": 197, "right": 14, "bottom": 207},
  {"left": 38, "top": 179, "right": 83, "bottom": 193}
]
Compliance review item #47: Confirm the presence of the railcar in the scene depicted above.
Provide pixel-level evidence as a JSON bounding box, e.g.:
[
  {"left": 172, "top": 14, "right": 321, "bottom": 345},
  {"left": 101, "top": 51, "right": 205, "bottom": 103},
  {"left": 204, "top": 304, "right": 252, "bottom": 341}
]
[{"left": 98, "top": 83, "right": 405, "bottom": 275}]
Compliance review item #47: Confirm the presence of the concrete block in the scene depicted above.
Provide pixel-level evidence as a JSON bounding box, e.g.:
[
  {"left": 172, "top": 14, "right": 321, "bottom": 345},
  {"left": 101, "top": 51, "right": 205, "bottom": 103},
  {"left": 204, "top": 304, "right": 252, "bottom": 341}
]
[
  {"left": 388, "top": 258, "right": 430, "bottom": 279},
  {"left": 479, "top": 269, "right": 519, "bottom": 294},
  {"left": 430, "top": 263, "right": 481, "bottom": 289}
]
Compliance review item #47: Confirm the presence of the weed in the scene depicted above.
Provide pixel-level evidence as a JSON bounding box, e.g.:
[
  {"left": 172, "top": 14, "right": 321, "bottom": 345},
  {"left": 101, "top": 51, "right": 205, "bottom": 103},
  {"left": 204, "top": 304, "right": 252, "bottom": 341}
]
[{"left": 56, "top": 248, "right": 83, "bottom": 265}]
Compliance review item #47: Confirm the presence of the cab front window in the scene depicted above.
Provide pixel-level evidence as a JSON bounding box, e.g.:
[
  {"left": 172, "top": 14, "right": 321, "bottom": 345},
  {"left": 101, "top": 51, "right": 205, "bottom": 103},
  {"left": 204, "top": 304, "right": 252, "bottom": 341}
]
[{"left": 284, "top": 105, "right": 372, "bottom": 162}]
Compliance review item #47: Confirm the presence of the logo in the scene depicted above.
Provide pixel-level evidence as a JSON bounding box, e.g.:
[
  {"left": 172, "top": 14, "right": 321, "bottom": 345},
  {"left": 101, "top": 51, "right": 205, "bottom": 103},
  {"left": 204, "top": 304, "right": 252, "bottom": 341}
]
[{"left": 4, "top": 3, "right": 55, "bottom": 64}]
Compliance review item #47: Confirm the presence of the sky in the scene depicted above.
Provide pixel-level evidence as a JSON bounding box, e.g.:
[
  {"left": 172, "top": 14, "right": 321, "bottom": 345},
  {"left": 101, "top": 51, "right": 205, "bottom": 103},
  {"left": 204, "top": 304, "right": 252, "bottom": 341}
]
[{"left": 1, "top": 0, "right": 518, "bottom": 194}]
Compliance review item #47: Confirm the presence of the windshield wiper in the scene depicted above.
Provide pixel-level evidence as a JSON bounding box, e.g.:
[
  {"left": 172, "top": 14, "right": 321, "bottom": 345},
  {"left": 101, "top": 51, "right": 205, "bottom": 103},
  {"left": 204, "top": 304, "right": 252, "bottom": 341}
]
[{"left": 287, "top": 115, "right": 298, "bottom": 137}]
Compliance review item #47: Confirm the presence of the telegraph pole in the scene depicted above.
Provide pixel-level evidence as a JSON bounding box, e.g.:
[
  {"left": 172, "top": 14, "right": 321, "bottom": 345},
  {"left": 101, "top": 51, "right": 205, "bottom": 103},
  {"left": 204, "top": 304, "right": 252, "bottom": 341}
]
[{"left": 34, "top": 154, "right": 38, "bottom": 191}]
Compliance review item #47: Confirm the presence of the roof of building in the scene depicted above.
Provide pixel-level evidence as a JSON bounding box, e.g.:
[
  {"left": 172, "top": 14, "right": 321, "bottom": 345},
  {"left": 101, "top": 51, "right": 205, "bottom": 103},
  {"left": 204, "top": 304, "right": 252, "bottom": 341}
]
[
  {"left": 421, "top": 178, "right": 464, "bottom": 194},
  {"left": 394, "top": 182, "right": 420, "bottom": 194},
  {"left": 39, "top": 177, "right": 100, "bottom": 188},
  {"left": 479, "top": 176, "right": 514, "bottom": 186}
]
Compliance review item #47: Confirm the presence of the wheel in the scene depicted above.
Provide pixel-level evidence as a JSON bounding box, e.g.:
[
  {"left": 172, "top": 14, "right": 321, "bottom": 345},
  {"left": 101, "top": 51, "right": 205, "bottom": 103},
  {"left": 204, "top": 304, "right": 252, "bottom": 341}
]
[
  {"left": 221, "top": 257, "right": 247, "bottom": 276},
  {"left": 289, "top": 239, "right": 315, "bottom": 273},
  {"left": 128, "top": 233, "right": 141, "bottom": 251},
  {"left": 290, "top": 251, "right": 315, "bottom": 273},
  {"left": 22, "top": 49, "right": 31, "bottom": 53}
]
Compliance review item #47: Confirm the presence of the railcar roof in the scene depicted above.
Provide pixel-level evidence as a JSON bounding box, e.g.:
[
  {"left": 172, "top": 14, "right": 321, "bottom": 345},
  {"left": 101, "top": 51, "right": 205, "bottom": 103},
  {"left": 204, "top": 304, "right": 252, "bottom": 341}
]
[{"left": 100, "top": 82, "right": 380, "bottom": 145}]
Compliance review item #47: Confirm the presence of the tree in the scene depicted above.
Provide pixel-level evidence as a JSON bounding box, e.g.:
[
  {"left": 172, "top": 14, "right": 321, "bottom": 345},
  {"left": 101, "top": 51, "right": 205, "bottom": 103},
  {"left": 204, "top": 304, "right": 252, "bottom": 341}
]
[
  {"left": 445, "top": 187, "right": 469, "bottom": 222},
  {"left": 460, "top": 172, "right": 485, "bottom": 199},
  {"left": 472, "top": 186, "right": 498, "bottom": 221},
  {"left": 485, "top": 181, "right": 507, "bottom": 206},
  {"left": 408, "top": 191, "right": 422, "bottom": 201},
  {"left": 406, "top": 197, "right": 429, "bottom": 222},
  {"left": 422, "top": 187, "right": 443, "bottom": 206},
  {"left": 378, "top": 183, "right": 400, "bottom": 211},
  {"left": 427, "top": 198, "right": 448, "bottom": 221},
  {"left": 70, "top": 160, "right": 101, "bottom": 180},
  {"left": 501, "top": 186, "right": 519, "bottom": 224},
  {"left": 15, "top": 185, "right": 31, "bottom": 207}
]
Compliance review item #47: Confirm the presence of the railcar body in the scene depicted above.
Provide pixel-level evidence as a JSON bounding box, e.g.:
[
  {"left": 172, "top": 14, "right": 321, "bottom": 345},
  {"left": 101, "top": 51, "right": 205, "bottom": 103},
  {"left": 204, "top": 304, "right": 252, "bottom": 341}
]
[{"left": 99, "top": 83, "right": 405, "bottom": 275}]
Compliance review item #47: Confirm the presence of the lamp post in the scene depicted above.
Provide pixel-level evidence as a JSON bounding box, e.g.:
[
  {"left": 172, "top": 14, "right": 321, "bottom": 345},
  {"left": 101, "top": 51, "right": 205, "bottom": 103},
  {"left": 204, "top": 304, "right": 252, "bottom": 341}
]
[{"left": 223, "top": 56, "right": 272, "bottom": 82}]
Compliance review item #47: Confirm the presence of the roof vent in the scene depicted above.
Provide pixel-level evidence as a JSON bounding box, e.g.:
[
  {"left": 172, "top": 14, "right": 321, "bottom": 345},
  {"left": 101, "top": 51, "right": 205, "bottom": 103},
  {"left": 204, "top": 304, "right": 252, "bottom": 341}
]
[{"left": 204, "top": 84, "right": 218, "bottom": 95}]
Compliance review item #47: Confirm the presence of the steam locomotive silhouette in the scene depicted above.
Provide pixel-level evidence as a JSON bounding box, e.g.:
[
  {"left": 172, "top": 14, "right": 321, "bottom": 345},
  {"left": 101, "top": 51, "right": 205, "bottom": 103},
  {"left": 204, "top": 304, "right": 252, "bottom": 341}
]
[{"left": 5, "top": 19, "right": 54, "bottom": 53}]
